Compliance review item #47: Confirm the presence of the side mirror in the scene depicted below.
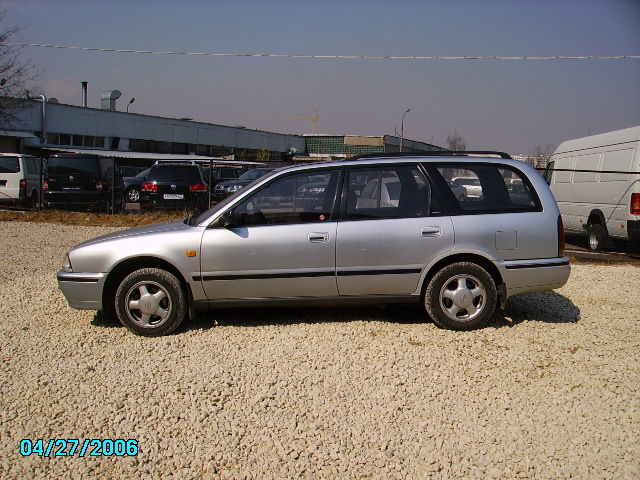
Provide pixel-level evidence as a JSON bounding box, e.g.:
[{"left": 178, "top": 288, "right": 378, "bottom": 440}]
[{"left": 219, "top": 210, "right": 236, "bottom": 228}]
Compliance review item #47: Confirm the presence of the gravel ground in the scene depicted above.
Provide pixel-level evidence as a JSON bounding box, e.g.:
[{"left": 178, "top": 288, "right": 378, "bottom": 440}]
[{"left": 1, "top": 221, "right": 638, "bottom": 480}]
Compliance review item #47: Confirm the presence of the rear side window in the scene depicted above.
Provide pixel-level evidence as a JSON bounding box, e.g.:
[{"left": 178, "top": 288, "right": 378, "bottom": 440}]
[
  {"left": 434, "top": 163, "right": 540, "bottom": 213},
  {"left": 0, "top": 157, "right": 20, "bottom": 173},
  {"left": 345, "top": 165, "right": 432, "bottom": 220}
]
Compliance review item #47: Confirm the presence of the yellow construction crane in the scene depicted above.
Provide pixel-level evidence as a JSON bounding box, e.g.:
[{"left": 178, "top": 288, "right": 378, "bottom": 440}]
[{"left": 282, "top": 110, "right": 319, "bottom": 134}]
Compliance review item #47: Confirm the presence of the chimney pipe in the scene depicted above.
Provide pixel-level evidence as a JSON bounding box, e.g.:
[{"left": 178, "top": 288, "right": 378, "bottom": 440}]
[
  {"left": 81, "top": 81, "right": 88, "bottom": 107},
  {"left": 101, "top": 89, "right": 122, "bottom": 111}
]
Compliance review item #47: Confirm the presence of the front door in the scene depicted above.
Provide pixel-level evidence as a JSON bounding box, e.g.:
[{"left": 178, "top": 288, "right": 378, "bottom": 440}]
[{"left": 199, "top": 169, "right": 341, "bottom": 300}]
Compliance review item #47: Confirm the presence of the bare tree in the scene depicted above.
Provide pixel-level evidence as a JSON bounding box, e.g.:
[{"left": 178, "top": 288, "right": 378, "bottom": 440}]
[
  {"left": 446, "top": 131, "right": 466, "bottom": 151},
  {"left": 0, "top": 11, "right": 39, "bottom": 126},
  {"left": 532, "top": 143, "right": 555, "bottom": 168}
]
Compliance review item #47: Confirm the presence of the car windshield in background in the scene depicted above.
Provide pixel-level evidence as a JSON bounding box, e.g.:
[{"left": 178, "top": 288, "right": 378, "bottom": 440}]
[
  {"left": 47, "top": 157, "right": 101, "bottom": 176},
  {"left": 0, "top": 157, "right": 20, "bottom": 173},
  {"left": 150, "top": 167, "right": 202, "bottom": 183},
  {"left": 238, "top": 168, "right": 274, "bottom": 180}
]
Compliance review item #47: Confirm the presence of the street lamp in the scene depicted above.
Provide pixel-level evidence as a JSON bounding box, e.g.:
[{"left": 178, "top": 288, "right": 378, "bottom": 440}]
[
  {"left": 400, "top": 108, "right": 411, "bottom": 152},
  {"left": 126, "top": 97, "right": 135, "bottom": 112}
]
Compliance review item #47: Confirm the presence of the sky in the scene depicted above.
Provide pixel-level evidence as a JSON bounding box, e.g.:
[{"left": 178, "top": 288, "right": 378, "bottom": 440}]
[{"left": 4, "top": 0, "right": 640, "bottom": 154}]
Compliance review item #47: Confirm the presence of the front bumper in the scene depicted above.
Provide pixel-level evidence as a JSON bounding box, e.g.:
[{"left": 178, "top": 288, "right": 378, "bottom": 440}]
[
  {"left": 57, "top": 271, "right": 107, "bottom": 310},
  {"left": 499, "top": 257, "right": 571, "bottom": 297}
]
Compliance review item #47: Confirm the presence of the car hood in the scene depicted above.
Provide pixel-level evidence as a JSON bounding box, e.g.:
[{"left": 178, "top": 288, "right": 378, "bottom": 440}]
[{"left": 76, "top": 219, "right": 193, "bottom": 247}]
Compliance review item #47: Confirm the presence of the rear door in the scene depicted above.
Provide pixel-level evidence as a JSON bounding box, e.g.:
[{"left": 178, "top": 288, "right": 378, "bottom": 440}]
[
  {"left": 336, "top": 164, "right": 454, "bottom": 296},
  {"left": 0, "top": 156, "right": 22, "bottom": 200},
  {"left": 46, "top": 156, "right": 101, "bottom": 193}
]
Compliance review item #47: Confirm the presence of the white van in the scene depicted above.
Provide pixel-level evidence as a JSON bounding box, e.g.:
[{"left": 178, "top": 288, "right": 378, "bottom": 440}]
[
  {"left": 0, "top": 153, "right": 42, "bottom": 207},
  {"left": 547, "top": 126, "right": 640, "bottom": 250}
]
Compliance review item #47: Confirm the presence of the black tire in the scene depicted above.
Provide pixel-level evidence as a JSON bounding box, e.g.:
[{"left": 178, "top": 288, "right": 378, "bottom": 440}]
[
  {"left": 424, "top": 262, "right": 497, "bottom": 331},
  {"left": 587, "top": 223, "right": 608, "bottom": 251},
  {"left": 114, "top": 268, "right": 187, "bottom": 336},
  {"left": 125, "top": 186, "right": 141, "bottom": 203},
  {"left": 27, "top": 191, "right": 38, "bottom": 208}
]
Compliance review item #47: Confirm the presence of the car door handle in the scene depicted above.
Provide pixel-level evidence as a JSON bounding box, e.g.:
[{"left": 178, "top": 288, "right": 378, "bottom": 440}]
[
  {"left": 421, "top": 226, "right": 441, "bottom": 237},
  {"left": 308, "top": 232, "right": 329, "bottom": 243}
]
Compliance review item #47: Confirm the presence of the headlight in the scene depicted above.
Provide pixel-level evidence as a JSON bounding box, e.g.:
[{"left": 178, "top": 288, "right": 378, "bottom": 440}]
[{"left": 62, "top": 253, "right": 73, "bottom": 272}]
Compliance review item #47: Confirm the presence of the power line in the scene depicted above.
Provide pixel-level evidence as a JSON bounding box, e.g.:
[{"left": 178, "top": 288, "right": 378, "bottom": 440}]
[{"left": 10, "top": 43, "right": 640, "bottom": 61}]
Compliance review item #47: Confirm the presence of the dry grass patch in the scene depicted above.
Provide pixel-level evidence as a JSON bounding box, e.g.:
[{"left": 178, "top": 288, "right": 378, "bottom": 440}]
[{"left": 0, "top": 209, "right": 189, "bottom": 227}]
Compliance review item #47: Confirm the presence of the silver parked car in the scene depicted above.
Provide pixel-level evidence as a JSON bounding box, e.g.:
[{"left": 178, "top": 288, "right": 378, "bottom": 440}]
[{"left": 57, "top": 152, "right": 570, "bottom": 336}]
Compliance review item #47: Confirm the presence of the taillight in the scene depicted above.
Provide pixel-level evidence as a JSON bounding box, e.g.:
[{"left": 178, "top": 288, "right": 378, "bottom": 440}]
[
  {"left": 189, "top": 183, "right": 207, "bottom": 192},
  {"left": 631, "top": 193, "right": 640, "bottom": 215},
  {"left": 95, "top": 181, "right": 104, "bottom": 191},
  {"left": 42, "top": 180, "right": 49, "bottom": 191},
  {"left": 141, "top": 182, "right": 157, "bottom": 192},
  {"left": 557, "top": 214, "right": 565, "bottom": 257},
  {"left": 19, "top": 179, "right": 26, "bottom": 197}
]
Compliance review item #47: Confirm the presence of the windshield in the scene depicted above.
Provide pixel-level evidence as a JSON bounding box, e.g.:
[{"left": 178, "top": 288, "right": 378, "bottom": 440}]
[
  {"left": 238, "top": 168, "right": 273, "bottom": 181},
  {"left": 0, "top": 157, "right": 20, "bottom": 173}
]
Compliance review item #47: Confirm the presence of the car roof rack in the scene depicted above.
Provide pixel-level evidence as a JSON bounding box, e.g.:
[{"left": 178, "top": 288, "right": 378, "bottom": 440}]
[{"left": 353, "top": 151, "right": 512, "bottom": 160}]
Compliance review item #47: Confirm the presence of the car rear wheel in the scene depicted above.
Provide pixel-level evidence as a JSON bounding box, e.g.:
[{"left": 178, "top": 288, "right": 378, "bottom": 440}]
[
  {"left": 587, "top": 223, "right": 608, "bottom": 251},
  {"left": 114, "top": 268, "right": 187, "bottom": 336},
  {"left": 424, "top": 262, "right": 497, "bottom": 330},
  {"left": 126, "top": 186, "right": 140, "bottom": 203}
]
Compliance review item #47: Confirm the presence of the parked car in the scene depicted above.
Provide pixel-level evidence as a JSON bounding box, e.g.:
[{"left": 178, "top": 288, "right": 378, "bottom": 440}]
[
  {"left": 138, "top": 163, "right": 208, "bottom": 210},
  {"left": 451, "top": 176, "right": 483, "bottom": 199},
  {"left": 0, "top": 153, "right": 42, "bottom": 207},
  {"left": 201, "top": 166, "right": 246, "bottom": 191},
  {"left": 57, "top": 152, "right": 570, "bottom": 336},
  {"left": 42, "top": 154, "right": 123, "bottom": 212},
  {"left": 213, "top": 167, "right": 275, "bottom": 200},
  {"left": 122, "top": 167, "right": 151, "bottom": 203},
  {"left": 547, "top": 125, "right": 640, "bottom": 251}
]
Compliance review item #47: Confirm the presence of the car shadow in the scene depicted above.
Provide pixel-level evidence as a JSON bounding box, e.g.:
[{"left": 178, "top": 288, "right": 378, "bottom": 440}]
[
  {"left": 184, "top": 304, "right": 426, "bottom": 333},
  {"left": 491, "top": 290, "right": 580, "bottom": 328},
  {"left": 91, "top": 291, "right": 580, "bottom": 334}
]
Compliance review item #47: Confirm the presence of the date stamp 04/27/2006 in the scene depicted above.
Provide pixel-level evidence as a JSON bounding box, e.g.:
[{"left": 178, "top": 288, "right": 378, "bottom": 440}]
[{"left": 19, "top": 439, "right": 139, "bottom": 457}]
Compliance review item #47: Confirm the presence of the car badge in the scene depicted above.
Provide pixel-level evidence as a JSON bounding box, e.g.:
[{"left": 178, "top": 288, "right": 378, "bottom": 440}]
[
  {"left": 171, "top": 184, "right": 177, "bottom": 191},
  {"left": 69, "top": 175, "right": 75, "bottom": 182}
]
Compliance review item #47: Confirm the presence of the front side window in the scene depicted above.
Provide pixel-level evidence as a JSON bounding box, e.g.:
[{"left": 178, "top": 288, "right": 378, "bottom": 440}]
[
  {"left": 435, "top": 163, "right": 540, "bottom": 213},
  {"left": 234, "top": 170, "right": 339, "bottom": 226},
  {"left": 345, "top": 165, "right": 431, "bottom": 220}
]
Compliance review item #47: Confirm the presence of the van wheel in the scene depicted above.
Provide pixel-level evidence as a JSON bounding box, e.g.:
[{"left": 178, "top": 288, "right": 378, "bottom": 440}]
[
  {"left": 114, "top": 268, "right": 187, "bottom": 336},
  {"left": 424, "top": 262, "right": 497, "bottom": 330},
  {"left": 587, "top": 223, "right": 608, "bottom": 251},
  {"left": 27, "top": 191, "right": 38, "bottom": 208}
]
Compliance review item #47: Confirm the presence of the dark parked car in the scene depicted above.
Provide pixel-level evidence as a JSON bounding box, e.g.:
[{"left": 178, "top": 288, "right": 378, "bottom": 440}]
[
  {"left": 123, "top": 167, "right": 151, "bottom": 203},
  {"left": 213, "top": 168, "right": 275, "bottom": 200},
  {"left": 201, "top": 166, "right": 246, "bottom": 190},
  {"left": 139, "top": 163, "right": 208, "bottom": 210},
  {"left": 42, "top": 154, "right": 123, "bottom": 212}
]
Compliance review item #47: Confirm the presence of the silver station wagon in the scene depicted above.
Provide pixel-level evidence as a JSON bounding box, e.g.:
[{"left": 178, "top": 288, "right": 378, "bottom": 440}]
[{"left": 57, "top": 152, "right": 570, "bottom": 336}]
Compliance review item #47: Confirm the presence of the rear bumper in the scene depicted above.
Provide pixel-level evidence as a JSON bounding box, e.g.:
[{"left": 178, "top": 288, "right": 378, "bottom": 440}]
[
  {"left": 57, "top": 271, "right": 106, "bottom": 310},
  {"left": 499, "top": 257, "right": 571, "bottom": 297},
  {"left": 43, "top": 191, "right": 108, "bottom": 208}
]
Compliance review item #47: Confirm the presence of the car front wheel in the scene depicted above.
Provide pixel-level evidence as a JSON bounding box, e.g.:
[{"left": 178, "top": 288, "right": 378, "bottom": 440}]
[
  {"left": 424, "top": 262, "right": 497, "bottom": 330},
  {"left": 114, "top": 268, "right": 187, "bottom": 336}
]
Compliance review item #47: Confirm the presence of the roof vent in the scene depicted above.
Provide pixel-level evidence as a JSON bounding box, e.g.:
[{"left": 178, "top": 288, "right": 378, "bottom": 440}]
[{"left": 101, "top": 90, "right": 122, "bottom": 111}]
